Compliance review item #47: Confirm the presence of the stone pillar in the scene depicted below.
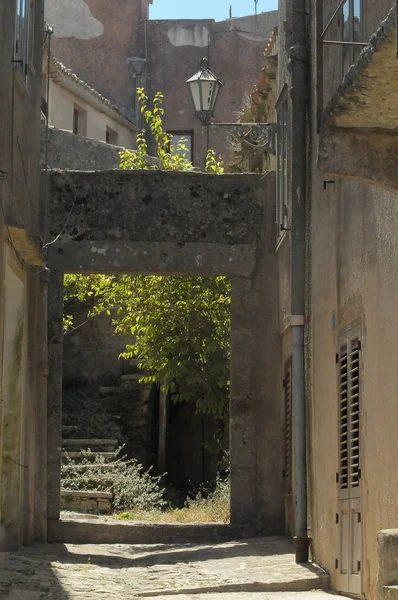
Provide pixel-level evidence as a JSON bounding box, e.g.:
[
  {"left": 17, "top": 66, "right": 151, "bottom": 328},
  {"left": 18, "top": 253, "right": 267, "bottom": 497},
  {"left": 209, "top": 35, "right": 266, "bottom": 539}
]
[
  {"left": 377, "top": 530, "right": 398, "bottom": 600},
  {"left": 34, "top": 269, "right": 49, "bottom": 540},
  {"left": 47, "top": 271, "right": 64, "bottom": 521},
  {"left": 229, "top": 187, "right": 284, "bottom": 533}
]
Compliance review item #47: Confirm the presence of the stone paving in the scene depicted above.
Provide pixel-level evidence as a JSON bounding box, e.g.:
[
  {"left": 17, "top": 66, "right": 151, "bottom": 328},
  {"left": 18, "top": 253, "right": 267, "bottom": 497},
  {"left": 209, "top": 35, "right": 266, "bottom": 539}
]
[{"left": 0, "top": 537, "right": 349, "bottom": 600}]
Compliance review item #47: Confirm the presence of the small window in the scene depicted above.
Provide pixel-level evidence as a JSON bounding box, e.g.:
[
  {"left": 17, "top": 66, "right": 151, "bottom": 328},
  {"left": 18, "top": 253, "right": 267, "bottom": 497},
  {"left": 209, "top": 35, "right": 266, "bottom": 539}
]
[
  {"left": 72, "top": 105, "right": 87, "bottom": 136},
  {"left": 106, "top": 126, "right": 119, "bottom": 146},
  {"left": 275, "top": 96, "right": 289, "bottom": 236},
  {"left": 168, "top": 131, "right": 193, "bottom": 162},
  {"left": 14, "top": 0, "right": 33, "bottom": 83},
  {"left": 339, "top": 0, "right": 363, "bottom": 77}
]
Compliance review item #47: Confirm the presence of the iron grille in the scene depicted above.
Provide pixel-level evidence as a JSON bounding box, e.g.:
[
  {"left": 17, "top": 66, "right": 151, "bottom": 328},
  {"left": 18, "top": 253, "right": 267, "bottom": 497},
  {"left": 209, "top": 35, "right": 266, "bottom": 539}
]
[{"left": 284, "top": 368, "right": 292, "bottom": 481}]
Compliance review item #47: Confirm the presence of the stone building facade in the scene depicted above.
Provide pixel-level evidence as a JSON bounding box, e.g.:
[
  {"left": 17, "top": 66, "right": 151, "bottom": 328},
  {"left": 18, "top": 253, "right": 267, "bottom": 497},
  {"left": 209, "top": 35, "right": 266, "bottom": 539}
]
[
  {"left": 43, "top": 54, "right": 137, "bottom": 148},
  {"left": 255, "top": 1, "right": 397, "bottom": 598},
  {"left": 0, "top": 0, "right": 47, "bottom": 549},
  {"left": 44, "top": 0, "right": 278, "bottom": 166}
]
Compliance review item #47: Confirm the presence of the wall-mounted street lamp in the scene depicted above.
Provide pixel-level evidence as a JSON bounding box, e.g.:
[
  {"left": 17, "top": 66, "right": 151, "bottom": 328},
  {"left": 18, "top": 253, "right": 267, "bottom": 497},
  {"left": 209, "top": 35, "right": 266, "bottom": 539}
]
[
  {"left": 186, "top": 58, "right": 275, "bottom": 152},
  {"left": 186, "top": 58, "right": 223, "bottom": 126}
]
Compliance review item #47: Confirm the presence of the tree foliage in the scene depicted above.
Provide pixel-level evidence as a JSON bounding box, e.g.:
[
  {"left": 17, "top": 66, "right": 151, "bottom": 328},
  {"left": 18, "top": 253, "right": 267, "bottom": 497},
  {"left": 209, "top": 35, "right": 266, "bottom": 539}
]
[
  {"left": 119, "top": 88, "right": 224, "bottom": 174},
  {"left": 64, "top": 274, "right": 231, "bottom": 418}
]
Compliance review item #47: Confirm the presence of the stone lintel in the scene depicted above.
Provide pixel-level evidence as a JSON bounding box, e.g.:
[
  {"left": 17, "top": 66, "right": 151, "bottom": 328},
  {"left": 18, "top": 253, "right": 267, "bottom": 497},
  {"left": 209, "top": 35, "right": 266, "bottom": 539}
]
[
  {"left": 318, "top": 127, "right": 398, "bottom": 194},
  {"left": 48, "top": 241, "right": 257, "bottom": 277}
]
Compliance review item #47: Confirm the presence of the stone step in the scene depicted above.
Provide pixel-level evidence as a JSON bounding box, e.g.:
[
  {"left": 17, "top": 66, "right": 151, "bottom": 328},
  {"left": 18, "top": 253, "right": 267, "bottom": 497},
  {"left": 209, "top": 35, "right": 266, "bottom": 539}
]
[
  {"left": 62, "top": 425, "right": 78, "bottom": 433},
  {"left": 62, "top": 439, "right": 118, "bottom": 451},
  {"left": 62, "top": 463, "right": 118, "bottom": 471},
  {"left": 121, "top": 373, "right": 142, "bottom": 382},
  {"left": 61, "top": 490, "right": 113, "bottom": 499},
  {"left": 61, "top": 451, "right": 118, "bottom": 461},
  {"left": 62, "top": 476, "right": 114, "bottom": 486},
  {"left": 385, "top": 586, "right": 398, "bottom": 600},
  {"left": 60, "top": 489, "right": 113, "bottom": 513},
  {"left": 98, "top": 386, "right": 121, "bottom": 397}
]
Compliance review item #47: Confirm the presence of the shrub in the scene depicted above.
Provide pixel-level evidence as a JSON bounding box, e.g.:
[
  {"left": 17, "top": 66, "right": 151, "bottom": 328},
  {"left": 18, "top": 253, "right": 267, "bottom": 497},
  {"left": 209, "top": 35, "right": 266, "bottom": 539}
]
[{"left": 61, "top": 447, "right": 166, "bottom": 512}]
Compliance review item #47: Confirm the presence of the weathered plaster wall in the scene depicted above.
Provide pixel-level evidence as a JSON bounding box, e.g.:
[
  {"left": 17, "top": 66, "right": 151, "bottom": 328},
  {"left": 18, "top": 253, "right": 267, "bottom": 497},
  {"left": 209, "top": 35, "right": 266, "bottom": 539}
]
[
  {"left": 0, "top": 252, "right": 26, "bottom": 550},
  {"left": 308, "top": 177, "right": 398, "bottom": 599},
  {"left": 49, "top": 81, "right": 135, "bottom": 148},
  {"left": 46, "top": 0, "right": 147, "bottom": 111},
  {"left": 0, "top": 0, "right": 48, "bottom": 551},
  {"left": 49, "top": 80, "right": 135, "bottom": 147},
  {"left": 307, "top": 2, "right": 398, "bottom": 597}
]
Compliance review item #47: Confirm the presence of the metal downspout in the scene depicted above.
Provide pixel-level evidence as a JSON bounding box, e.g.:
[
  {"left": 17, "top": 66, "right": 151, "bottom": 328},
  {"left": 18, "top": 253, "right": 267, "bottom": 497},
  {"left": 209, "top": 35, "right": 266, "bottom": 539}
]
[{"left": 290, "top": 0, "right": 310, "bottom": 563}]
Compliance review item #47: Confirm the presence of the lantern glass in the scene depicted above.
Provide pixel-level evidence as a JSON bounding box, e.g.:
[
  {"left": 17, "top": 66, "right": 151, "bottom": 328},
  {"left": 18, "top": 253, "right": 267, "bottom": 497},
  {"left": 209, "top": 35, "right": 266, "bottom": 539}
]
[{"left": 186, "top": 58, "right": 223, "bottom": 124}]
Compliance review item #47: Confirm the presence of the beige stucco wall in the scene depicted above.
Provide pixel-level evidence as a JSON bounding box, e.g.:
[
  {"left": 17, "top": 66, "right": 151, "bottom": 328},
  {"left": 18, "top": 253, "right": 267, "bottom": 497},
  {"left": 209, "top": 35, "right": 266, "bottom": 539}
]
[
  {"left": 307, "top": 2, "right": 398, "bottom": 598},
  {"left": 309, "top": 176, "right": 398, "bottom": 599},
  {"left": 273, "top": 0, "right": 397, "bottom": 596},
  {"left": 49, "top": 80, "right": 135, "bottom": 148}
]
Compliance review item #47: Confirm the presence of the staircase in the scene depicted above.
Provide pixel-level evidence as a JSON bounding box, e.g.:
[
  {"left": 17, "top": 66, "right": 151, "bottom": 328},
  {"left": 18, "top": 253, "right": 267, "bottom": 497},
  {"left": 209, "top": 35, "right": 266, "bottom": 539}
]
[
  {"left": 61, "top": 362, "right": 157, "bottom": 514},
  {"left": 61, "top": 436, "right": 119, "bottom": 513}
]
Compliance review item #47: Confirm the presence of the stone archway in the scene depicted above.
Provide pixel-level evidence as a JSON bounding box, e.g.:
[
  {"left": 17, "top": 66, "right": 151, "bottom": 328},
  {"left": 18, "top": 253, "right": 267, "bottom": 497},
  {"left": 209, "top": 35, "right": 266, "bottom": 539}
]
[{"left": 45, "top": 169, "right": 283, "bottom": 533}]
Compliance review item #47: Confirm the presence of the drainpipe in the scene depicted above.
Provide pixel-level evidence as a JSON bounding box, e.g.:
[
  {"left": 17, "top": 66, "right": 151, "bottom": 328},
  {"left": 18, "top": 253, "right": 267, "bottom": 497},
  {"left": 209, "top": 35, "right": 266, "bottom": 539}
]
[{"left": 289, "top": 0, "right": 310, "bottom": 563}]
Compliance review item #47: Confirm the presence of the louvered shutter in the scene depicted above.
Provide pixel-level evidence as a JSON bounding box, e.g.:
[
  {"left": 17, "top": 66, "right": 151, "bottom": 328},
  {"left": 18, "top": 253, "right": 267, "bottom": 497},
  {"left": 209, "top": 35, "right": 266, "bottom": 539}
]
[
  {"left": 338, "top": 334, "right": 361, "bottom": 492},
  {"left": 349, "top": 340, "right": 360, "bottom": 488},
  {"left": 339, "top": 343, "right": 349, "bottom": 490}
]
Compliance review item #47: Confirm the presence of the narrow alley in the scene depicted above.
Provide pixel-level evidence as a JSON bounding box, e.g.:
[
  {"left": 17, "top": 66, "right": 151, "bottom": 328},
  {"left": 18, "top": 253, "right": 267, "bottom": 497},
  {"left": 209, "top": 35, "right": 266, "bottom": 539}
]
[{"left": 0, "top": 535, "right": 348, "bottom": 600}]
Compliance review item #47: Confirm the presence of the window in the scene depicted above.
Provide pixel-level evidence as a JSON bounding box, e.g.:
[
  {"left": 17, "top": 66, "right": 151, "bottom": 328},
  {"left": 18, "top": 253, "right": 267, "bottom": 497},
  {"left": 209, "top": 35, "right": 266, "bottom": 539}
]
[
  {"left": 168, "top": 131, "right": 193, "bottom": 162},
  {"left": 106, "top": 126, "right": 119, "bottom": 146},
  {"left": 72, "top": 105, "right": 87, "bottom": 136},
  {"left": 275, "top": 96, "right": 289, "bottom": 236},
  {"left": 14, "top": 0, "right": 33, "bottom": 83},
  {"left": 339, "top": 0, "right": 363, "bottom": 77}
]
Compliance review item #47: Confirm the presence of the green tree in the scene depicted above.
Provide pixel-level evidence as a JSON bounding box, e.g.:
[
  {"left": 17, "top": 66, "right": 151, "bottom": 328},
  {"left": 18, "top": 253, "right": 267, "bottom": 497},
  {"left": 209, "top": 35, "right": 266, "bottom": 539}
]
[{"left": 64, "top": 274, "right": 230, "bottom": 417}]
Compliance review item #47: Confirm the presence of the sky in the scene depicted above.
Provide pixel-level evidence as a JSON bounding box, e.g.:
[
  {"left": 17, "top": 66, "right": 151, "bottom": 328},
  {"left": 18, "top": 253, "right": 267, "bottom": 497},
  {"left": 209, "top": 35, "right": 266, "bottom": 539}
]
[{"left": 149, "top": 0, "right": 278, "bottom": 21}]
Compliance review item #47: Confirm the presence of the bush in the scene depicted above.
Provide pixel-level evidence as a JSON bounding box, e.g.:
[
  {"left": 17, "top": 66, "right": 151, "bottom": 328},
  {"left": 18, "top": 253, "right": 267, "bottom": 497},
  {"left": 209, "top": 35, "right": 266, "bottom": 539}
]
[
  {"left": 61, "top": 447, "right": 166, "bottom": 512},
  {"left": 117, "top": 473, "right": 230, "bottom": 523}
]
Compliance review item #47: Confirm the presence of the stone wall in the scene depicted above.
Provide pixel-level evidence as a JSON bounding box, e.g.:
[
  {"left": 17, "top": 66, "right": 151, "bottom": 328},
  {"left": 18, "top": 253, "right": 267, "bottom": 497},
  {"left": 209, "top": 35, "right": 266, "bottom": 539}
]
[
  {"left": 46, "top": 169, "right": 284, "bottom": 532},
  {"left": 45, "top": 170, "right": 264, "bottom": 276},
  {"left": 146, "top": 12, "right": 278, "bottom": 167},
  {"left": 41, "top": 125, "right": 123, "bottom": 170}
]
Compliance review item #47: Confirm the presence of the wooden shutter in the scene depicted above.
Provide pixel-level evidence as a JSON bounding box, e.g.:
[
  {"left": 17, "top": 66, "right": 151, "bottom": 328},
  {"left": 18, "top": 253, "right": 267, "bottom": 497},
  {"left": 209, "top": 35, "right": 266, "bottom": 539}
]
[
  {"left": 338, "top": 333, "right": 361, "bottom": 492},
  {"left": 349, "top": 339, "right": 360, "bottom": 488},
  {"left": 339, "top": 343, "right": 349, "bottom": 489}
]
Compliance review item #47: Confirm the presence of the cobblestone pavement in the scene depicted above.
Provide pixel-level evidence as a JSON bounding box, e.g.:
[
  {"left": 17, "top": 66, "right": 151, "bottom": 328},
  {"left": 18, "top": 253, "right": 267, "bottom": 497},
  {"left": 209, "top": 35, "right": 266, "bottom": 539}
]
[{"left": 0, "top": 537, "right": 348, "bottom": 600}]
